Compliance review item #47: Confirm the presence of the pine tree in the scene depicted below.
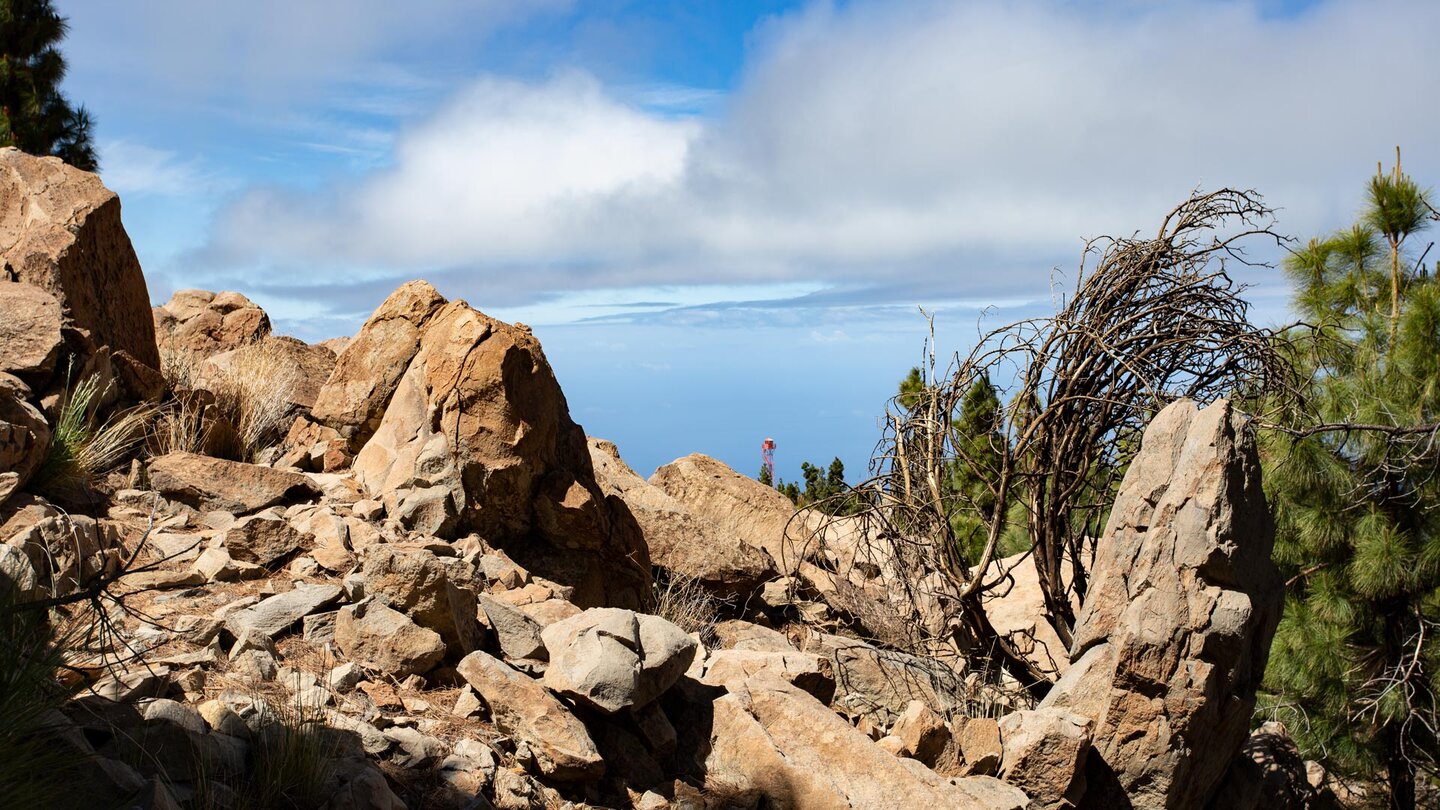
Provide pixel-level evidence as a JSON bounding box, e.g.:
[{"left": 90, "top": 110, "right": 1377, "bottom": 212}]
[
  {"left": 1262, "top": 153, "right": 1439, "bottom": 810},
  {"left": 0, "top": 0, "right": 96, "bottom": 170},
  {"left": 757, "top": 464, "right": 774, "bottom": 487}
]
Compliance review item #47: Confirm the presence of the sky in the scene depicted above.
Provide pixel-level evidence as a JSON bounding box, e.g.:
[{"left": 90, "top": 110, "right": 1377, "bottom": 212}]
[{"left": 56, "top": 0, "right": 1440, "bottom": 482}]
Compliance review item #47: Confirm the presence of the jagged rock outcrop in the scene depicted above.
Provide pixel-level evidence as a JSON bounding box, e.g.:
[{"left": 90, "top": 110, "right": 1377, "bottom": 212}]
[
  {"left": 311, "top": 280, "right": 447, "bottom": 451},
  {"left": 0, "top": 148, "right": 160, "bottom": 370},
  {"left": 1039, "top": 398, "right": 1282, "bottom": 809},
  {"left": 153, "top": 289, "right": 270, "bottom": 358},
  {"left": 589, "top": 437, "right": 775, "bottom": 600},
  {"left": 337, "top": 282, "right": 651, "bottom": 610}
]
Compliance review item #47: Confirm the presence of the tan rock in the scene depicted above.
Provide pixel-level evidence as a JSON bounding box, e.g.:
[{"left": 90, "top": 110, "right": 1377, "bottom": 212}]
[
  {"left": 997, "top": 708, "right": 1091, "bottom": 810},
  {"left": 335, "top": 597, "right": 445, "bottom": 678},
  {"left": 796, "top": 631, "right": 967, "bottom": 727},
  {"left": 589, "top": 437, "right": 775, "bottom": 599},
  {"left": 891, "top": 699, "right": 951, "bottom": 766},
  {"left": 957, "top": 716, "right": 1003, "bottom": 776},
  {"left": 222, "top": 512, "right": 305, "bottom": 568},
  {"left": 224, "top": 583, "right": 342, "bottom": 640},
  {"left": 650, "top": 453, "right": 812, "bottom": 573},
  {"left": 478, "top": 593, "right": 548, "bottom": 661},
  {"left": 456, "top": 650, "right": 604, "bottom": 781},
  {"left": 1040, "top": 400, "right": 1282, "bottom": 809},
  {"left": 152, "top": 289, "right": 269, "bottom": 358},
  {"left": 0, "top": 374, "right": 49, "bottom": 489},
  {"left": 311, "top": 280, "right": 447, "bottom": 450},
  {"left": 147, "top": 453, "right": 320, "bottom": 513},
  {"left": 540, "top": 608, "right": 697, "bottom": 713},
  {"left": 348, "top": 289, "right": 650, "bottom": 608},
  {"left": 0, "top": 148, "right": 160, "bottom": 368},
  {"left": 703, "top": 674, "right": 1028, "bottom": 809},
  {"left": 710, "top": 619, "right": 796, "bottom": 652},
  {"left": 0, "top": 282, "right": 63, "bottom": 377},
  {"left": 698, "top": 648, "right": 835, "bottom": 704},
  {"left": 361, "top": 545, "right": 481, "bottom": 657}
]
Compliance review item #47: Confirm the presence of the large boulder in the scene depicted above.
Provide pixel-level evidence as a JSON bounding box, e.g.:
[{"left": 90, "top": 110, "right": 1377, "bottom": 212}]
[
  {"left": 456, "top": 650, "right": 604, "bottom": 781},
  {"left": 589, "top": 438, "right": 775, "bottom": 600},
  {"left": 650, "top": 453, "right": 814, "bottom": 573},
  {"left": 147, "top": 453, "right": 320, "bottom": 513},
  {"left": 997, "top": 708, "right": 1092, "bottom": 810},
  {"left": 540, "top": 608, "right": 697, "bottom": 713},
  {"left": 701, "top": 673, "right": 1029, "bottom": 809},
  {"left": 0, "top": 282, "right": 64, "bottom": 378},
  {"left": 152, "top": 289, "right": 270, "bottom": 359},
  {"left": 1040, "top": 399, "right": 1282, "bottom": 809},
  {"left": 344, "top": 284, "right": 650, "bottom": 609},
  {"left": 0, "top": 148, "right": 159, "bottom": 369},
  {"left": 311, "top": 280, "right": 447, "bottom": 450}
]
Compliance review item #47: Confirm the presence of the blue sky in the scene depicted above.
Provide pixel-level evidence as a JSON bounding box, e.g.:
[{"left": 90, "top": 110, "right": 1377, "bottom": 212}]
[{"left": 56, "top": 0, "right": 1439, "bottom": 481}]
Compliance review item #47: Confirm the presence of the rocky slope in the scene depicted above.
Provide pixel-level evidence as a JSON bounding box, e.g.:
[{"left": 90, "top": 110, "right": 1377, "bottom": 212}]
[{"left": 0, "top": 147, "right": 1332, "bottom": 809}]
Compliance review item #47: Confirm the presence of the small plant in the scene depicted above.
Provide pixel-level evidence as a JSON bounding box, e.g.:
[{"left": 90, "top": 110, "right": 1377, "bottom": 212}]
[
  {"left": 654, "top": 571, "right": 726, "bottom": 648},
  {"left": 191, "top": 682, "right": 337, "bottom": 810},
  {"left": 32, "top": 369, "right": 156, "bottom": 497},
  {"left": 159, "top": 341, "right": 305, "bottom": 461}
]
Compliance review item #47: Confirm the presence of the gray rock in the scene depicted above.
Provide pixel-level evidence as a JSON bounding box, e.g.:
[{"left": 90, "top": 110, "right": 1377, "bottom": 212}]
[
  {"left": 540, "top": 608, "right": 697, "bottom": 714},
  {"left": 478, "top": 593, "right": 548, "bottom": 662},
  {"left": 224, "top": 583, "right": 343, "bottom": 640},
  {"left": 1039, "top": 399, "right": 1282, "bottom": 809}
]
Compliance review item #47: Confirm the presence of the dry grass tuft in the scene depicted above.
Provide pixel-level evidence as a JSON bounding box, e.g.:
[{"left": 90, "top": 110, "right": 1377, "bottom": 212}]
[
  {"left": 654, "top": 571, "right": 726, "bottom": 648},
  {"left": 158, "top": 341, "right": 304, "bottom": 461},
  {"left": 33, "top": 372, "right": 157, "bottom": 497}
]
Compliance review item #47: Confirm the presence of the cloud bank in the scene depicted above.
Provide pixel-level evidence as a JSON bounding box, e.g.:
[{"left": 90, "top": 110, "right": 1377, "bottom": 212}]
[{"left": 194, "top": 0, "right": 1440, "bottom": 316}]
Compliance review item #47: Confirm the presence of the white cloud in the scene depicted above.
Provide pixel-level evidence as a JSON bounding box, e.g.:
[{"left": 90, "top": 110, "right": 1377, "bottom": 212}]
[
  {"left": 199, "top": 0, "right": 1440, "bottom": 311},
  {"left": 97, "top": 141, "right": 217, "bottom": 197}
]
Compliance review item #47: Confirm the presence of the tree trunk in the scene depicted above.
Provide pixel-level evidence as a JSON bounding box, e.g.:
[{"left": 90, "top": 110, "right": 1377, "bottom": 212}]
[{"left": 1386, "top": 722, "right": 1415, "bottom": 810}]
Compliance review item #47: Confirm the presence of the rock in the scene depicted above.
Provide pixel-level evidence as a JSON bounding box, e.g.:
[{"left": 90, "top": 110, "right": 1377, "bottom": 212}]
[
  {"left": 650, "top": 452, "right": 816, "bottom": 573},
  {"left": 540, "top": 608, "right": 697, "bottom": 713},
  {"left": 191, "top": 547, "right": 245, "bottom": 583},
  {"left": 384, "top": 726, "right": 448, "bottom": 769},
  {"left": 515, "top": 597, "right": 581, "bottom": 627},
  {"left": 957, "top": 716, "right": 1003, "bottom": 776},
  {"left": 797, "top": 631, "right": 967, "bottom": 727},
  {"left": 478, "top": 593, "right": 548, "bottom": 661},
  {"left": 891, "top": 699, "right": 951, "bottom": 766},
  {"left": 711, "top": 620, "right": 795, "bottom": 653},
  {"left": 147, "top": 453, "right": 320, "bottom": 513},
  {"left": 321, "top": 757, "right": 408, "bottom": 810},
  {"left": 997, "top": 708, "right": 1091, "bottom": 810},
  {"left": 0, "top": 543, "right": 40, "bottom": 601},
  {"left": 152, "top": 289, "right": 270, "bottom": 358},
  {"left": 456, "top": 650, "right": 604, "bottom": 781},
  {"left": 0, "top": 282, "right": 63, "bottom": 377},
  {"left": 335, "top": 597, "right": 446, "bottom": 678},
  {"left": 1039, "top": 399, "right": 1283, "bottom": 808},
  {"left": 1209, "top": 721, "right": 1322, "bottom": 810},
  {"left": 0, "top": 148, "right": 160, "bottom": 369},
  {"left": 222, "top": 512, "right": 306, "bottom": 568},
  {"left": 143, "top": 699, "right": 207, "bottom": 735},
  {"left": 702, "top": 673, "right": 1028, "bottom": 809},
  {"left": 225, "top": 583, "right": 342, "bottom": 639},
  {"left": 0, "top": 374, "right": 49, "bottom": 489},
  {"left": 345, "top": 287, "right": 651, "bottom": 609},
  {"left": 589, "top": 437, "right": 775, "bottom": 599},
  {"left": 979, "top": 551, "right": 1072, "bottom": 678},
  {"left": 327, "top": 661, "right": 363, "bottom": 692},
  {"left": 698, "top": 649, "right": 835, "bottom": 704},
  {"left": 312, "top": 280, "right": 448, "bottom": 450},
  {"left": 361, "top": 545, "right": 481, "bottom": 657},
  {"left": 439, "top": 738, "right": 497, "bottom": 795}
]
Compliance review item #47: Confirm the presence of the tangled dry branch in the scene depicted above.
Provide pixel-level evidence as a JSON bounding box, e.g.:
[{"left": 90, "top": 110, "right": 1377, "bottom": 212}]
[{"left": 805, "top": 189, "right": 1299, "bottom": 696}]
